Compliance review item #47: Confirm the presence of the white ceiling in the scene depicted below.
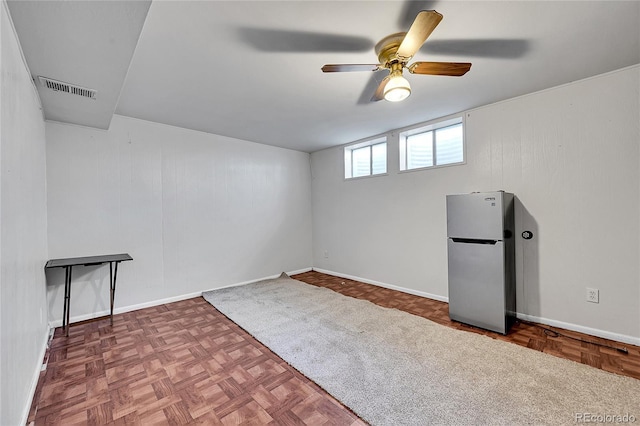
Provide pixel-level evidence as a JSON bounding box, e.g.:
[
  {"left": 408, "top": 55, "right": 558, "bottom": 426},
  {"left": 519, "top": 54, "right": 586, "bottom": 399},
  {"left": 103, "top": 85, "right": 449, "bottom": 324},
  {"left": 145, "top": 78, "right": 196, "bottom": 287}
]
[
  {"left": 7, "top": 0, "right": 151, "bottom": 129},
  {"left": 7, "top": 1, "right": 640, "bottom": 153}
]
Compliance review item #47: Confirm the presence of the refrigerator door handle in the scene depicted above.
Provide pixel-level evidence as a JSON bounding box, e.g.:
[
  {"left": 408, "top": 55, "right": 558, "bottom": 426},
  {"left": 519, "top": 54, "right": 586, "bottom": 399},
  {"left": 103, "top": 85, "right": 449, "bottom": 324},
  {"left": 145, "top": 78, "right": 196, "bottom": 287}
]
[{"left": 451, "top": 238, "right": 498, "bottom": 245}]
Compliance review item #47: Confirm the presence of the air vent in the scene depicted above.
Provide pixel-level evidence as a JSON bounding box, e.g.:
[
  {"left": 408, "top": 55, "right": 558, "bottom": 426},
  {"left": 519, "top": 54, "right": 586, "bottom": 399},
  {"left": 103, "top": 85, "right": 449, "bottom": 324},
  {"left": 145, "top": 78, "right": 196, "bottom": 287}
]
[{"left": 38, "top": 76, "right": 96, "bottom": 100}]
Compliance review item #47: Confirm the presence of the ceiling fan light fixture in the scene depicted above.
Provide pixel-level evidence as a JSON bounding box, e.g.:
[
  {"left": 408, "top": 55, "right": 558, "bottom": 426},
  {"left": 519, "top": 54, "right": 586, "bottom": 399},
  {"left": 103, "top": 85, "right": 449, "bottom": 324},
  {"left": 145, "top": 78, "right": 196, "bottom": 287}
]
[{"left": 383, "top": 74, "right": 411, "bottom": 102}]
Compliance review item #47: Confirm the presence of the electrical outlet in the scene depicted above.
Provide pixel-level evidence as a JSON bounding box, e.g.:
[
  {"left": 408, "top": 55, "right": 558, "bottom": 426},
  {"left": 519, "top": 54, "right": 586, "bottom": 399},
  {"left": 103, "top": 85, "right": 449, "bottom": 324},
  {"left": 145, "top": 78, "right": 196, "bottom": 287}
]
[
  {"left": 323, "top": 250, "right": 329, "bottom": 259},
  {"left": 586, "top": 288, "right": 599, "bottom": 303}
]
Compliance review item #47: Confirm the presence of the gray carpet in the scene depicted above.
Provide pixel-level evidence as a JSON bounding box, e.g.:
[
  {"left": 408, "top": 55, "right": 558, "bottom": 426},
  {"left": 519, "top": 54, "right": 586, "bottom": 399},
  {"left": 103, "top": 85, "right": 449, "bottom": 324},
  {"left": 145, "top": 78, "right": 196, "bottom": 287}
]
[{"left": 203, "top": 274, "right": 640, "bottom": 425}]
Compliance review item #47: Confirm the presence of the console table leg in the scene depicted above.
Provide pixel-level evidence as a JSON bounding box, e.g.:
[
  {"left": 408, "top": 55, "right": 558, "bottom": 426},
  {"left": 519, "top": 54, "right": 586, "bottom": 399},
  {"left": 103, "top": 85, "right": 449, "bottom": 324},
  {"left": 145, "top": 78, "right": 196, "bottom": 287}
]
[
  {"left": 110, "top": 261, "right": 119, "bottom": 326},
  {"left": 62, "top": 266, "right": 69, "bottom": 333},
  {"left": 64, "top": 266, "right": 73, "bottom": 337}
]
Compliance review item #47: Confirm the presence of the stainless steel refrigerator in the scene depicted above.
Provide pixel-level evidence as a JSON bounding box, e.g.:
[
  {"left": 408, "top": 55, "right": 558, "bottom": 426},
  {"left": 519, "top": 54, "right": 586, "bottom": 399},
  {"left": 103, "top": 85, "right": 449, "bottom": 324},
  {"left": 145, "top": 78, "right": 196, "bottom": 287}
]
[{"left": 446, "top": 191, "right": 516, "bottom": 334}]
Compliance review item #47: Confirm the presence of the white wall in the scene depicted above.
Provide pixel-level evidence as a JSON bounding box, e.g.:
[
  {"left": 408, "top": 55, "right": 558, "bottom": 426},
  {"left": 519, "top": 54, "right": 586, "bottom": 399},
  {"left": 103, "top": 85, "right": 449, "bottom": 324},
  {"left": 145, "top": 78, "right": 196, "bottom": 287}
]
[
  {"left": 0, "top": 2, "right": 49, "bottom": 424},
  {"left": 311, "top": 65, "right": 640, "bottom": 343},
  {"left": 45, "top": 115, "right": 312, "bottom": 323}
]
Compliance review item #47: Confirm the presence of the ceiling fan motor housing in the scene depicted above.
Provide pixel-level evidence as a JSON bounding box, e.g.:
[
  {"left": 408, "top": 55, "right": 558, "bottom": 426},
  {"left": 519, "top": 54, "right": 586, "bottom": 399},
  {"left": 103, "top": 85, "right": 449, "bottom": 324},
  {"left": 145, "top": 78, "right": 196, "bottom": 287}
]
[{"left": 375, "top": 32, "right": 409, "bottom": 67}]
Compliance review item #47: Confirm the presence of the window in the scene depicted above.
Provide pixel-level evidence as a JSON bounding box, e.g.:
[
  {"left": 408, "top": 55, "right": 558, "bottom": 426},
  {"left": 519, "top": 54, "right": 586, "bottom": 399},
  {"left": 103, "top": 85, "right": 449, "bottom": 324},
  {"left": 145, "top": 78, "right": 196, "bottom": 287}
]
[
  {"left": 344, "top": 137, "right": 387, "bottom": 179},
  {"left": 400, "top": 117, "right": 464, "bottom": 171}
]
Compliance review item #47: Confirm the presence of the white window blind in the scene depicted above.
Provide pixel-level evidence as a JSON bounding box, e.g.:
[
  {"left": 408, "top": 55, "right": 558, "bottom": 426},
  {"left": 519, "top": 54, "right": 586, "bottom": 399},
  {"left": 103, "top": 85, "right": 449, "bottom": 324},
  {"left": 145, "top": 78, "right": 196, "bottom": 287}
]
[
  {"left": 344, "top": 137, "right": 387, "bottom": 179},
  {"left": 400, "top": 117, "right": 464, "bottom": 171},
  {"left": 435, "top": 123, "right": 464, "bottom": 165}
]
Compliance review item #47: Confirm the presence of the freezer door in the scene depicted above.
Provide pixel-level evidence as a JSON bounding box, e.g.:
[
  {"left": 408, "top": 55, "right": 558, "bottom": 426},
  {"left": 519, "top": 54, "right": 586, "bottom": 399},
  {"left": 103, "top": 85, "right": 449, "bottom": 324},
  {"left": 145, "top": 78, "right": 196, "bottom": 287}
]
[
  {"left": 447, "top": 239, "right": 507, "bottom": 334},
  {"left": 446, "top": 192, "right": 504, "bottom": 240}
]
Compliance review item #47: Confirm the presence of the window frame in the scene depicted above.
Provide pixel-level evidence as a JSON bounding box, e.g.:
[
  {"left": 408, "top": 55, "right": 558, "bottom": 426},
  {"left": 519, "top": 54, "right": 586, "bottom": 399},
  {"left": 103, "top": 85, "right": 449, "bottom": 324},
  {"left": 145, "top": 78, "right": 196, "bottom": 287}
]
[
  {"left": 399, "top": 116, "right": 465, "bottom": 173},
  {"left": 344, "top": 136, "right": 388, "bottom": 180}
]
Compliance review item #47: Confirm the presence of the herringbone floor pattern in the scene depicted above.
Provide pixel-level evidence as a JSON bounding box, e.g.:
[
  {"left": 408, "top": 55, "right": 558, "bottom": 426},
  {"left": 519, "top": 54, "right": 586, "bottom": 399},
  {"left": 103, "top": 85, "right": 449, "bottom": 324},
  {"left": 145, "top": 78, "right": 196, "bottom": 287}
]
[{"left": 29, "top": 270, "right": 640, "bottom": 425}]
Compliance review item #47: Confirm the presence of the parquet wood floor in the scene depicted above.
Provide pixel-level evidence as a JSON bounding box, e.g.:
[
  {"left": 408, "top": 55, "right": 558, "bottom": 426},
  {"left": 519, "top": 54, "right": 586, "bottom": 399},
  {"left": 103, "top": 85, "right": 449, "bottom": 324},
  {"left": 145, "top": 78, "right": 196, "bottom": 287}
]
[
  {"left": 28, "top": 297, "right": 365, "bottom": 425},
  {"left": 29, "top": 270, "right": 640, "bottom": 425}
]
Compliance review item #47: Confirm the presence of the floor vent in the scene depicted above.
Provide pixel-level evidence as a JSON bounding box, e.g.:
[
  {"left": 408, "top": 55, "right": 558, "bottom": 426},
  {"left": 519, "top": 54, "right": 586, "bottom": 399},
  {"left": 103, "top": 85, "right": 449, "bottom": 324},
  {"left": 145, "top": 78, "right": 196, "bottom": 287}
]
[{"left": 37, "top": 76, "right": 96, "bottom": 100}]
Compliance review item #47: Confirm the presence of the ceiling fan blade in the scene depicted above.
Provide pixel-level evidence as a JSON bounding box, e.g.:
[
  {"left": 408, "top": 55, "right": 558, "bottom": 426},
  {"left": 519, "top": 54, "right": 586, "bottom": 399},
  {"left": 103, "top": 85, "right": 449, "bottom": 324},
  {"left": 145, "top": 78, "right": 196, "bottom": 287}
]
[
  {"left": 408, "top": 61, "right": 471, "bottom": 76},
  {"left": 322, "top": 64, "right": 380, "bottom": 73},
  {"left": 371, "top": 76, "right": 390, "bottom": 102},
  {"left": 397, "top": 10, "right": 443, "bottom": 60}
]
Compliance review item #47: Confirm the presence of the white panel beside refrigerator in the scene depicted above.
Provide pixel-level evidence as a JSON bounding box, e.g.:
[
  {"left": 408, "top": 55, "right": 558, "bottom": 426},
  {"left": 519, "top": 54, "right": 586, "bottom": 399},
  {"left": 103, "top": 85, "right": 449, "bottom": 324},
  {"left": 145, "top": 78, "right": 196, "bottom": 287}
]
[{"left": 446, "top": 191, "right": 516, "bottom": 334}]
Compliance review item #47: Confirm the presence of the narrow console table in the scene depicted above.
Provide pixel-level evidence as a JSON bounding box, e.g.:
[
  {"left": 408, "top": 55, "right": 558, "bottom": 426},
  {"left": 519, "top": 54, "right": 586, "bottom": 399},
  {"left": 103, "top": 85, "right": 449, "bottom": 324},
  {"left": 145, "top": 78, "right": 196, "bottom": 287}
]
[{"left": 45, "top": 253, "right": 133, "bottom": 336}]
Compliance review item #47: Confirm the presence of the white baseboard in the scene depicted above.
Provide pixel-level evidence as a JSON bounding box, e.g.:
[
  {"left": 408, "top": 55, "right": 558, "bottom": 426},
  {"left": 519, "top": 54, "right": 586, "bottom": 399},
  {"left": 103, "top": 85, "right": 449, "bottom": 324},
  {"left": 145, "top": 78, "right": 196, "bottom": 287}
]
[
  {"left": 22, "top": 325, "right": 52, "bottom": 425},
  {"left": 313, "top": 268, "right": 640, "bottom": 347},
  {"left": 48, "top": 263, "right": 639, "bottom": 349},
  {"left": 516, "top": 313, "right": 640, "bottom": 347},
  {"left": 287, "top": 267, "right": 313, "bottom": 276},
  {"left": 201, "top": 267, "right": 313, "bottom": 293},
  {"left": 312, "top": 268, "right": 449, "bottom": 303},
  {"left": 48, "top": 290, "right": 203, "bottom": 328},
  {"left": 49, "top": 267, "right": 314, "bottom": 328}
]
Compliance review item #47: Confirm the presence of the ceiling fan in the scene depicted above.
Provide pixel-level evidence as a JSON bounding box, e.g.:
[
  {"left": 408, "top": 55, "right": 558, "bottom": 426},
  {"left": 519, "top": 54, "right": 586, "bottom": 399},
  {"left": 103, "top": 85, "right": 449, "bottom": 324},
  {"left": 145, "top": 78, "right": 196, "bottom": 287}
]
[{"left": 321, "top": 10, "right": 471, "bottom": 103}]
